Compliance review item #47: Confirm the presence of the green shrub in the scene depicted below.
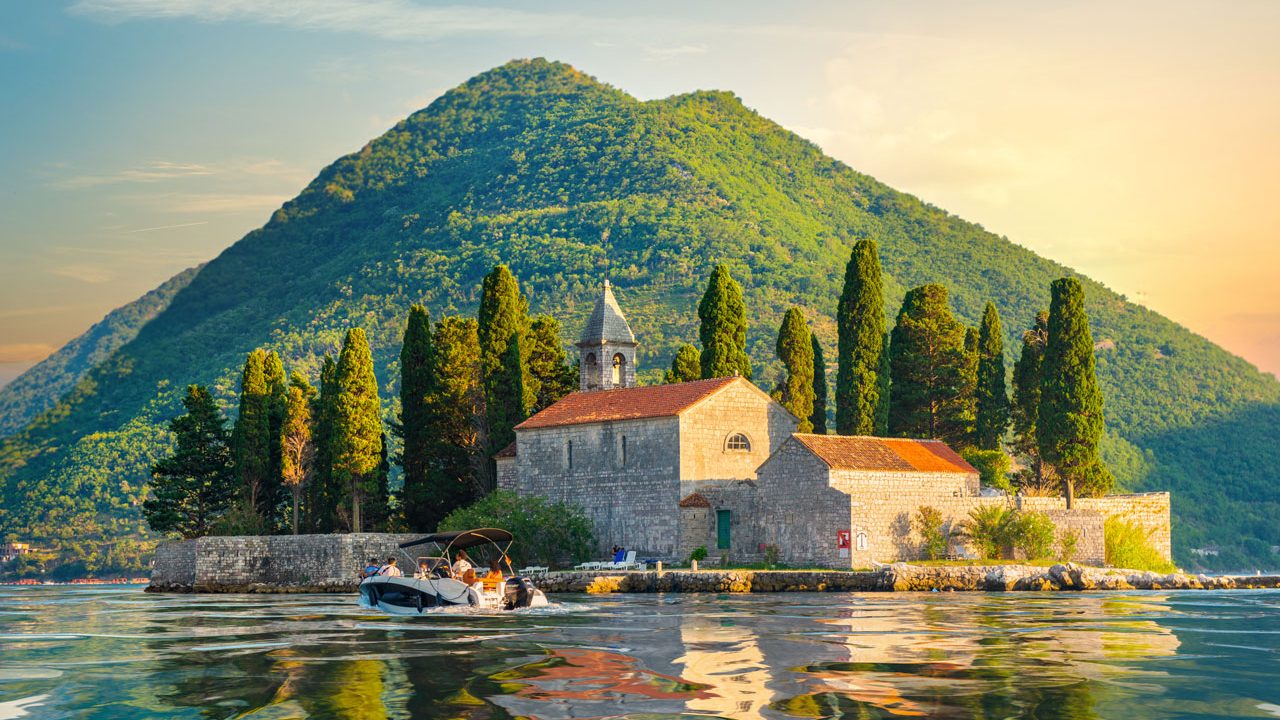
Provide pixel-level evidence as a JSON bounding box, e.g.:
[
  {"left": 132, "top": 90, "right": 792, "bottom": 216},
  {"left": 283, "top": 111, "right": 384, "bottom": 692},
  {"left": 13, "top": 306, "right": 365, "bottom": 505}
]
[
  {"left": 763, "top": 544, "right": 780, "bottom": 568},
  {"left": 913, "top": 506, "right": 949, "bottom": 560},
  {"left": 438, "top": 490, "right": 594, "bottom": 569},
  {"left": 1009, "top": 511, "right": 1055, "bottom": 560},
  {"left": 1105, "top": 517, "right": 1175, "bottom": 573},
  {"left": 960, "top": 504, "right": 1015, "bottom": 560},
  {"left": 961, "top": 448, "right": 1013, "bottom": 491},
  {"left": 690, "top": 545, "right": 708, "bottom": 563},
  {"left": 1059, "top": 529, "right": 1079, "bottom": 562}
]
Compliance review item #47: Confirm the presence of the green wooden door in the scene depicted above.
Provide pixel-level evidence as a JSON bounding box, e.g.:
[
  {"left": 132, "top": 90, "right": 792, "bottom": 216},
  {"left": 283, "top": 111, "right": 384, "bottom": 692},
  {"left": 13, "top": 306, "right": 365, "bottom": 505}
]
[{"left": 716, "top": 509, "right": 731, "bottom": 550}]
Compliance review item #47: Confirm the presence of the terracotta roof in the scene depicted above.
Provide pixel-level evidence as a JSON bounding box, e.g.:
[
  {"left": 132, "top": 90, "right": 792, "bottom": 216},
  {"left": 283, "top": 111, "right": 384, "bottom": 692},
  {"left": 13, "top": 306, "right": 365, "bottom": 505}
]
[
  {"left": 494, "top": 441, "right": 517, "bottom": 459},
  {"left": 678, "top": 492, "right": 712, "bottom": 508},
  {"left": 516, "top": 376, "right": 741, "bottom": 430},
  {"left": 790, "top": 434, "right": 978, "bottom": 474},
  {"left": 578, "top": 279, "right": 636, "bottom": 346}
]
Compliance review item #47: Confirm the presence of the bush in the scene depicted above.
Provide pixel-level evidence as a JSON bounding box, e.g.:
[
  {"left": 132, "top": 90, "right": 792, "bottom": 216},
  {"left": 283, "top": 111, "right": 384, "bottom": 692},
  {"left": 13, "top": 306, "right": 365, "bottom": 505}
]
[
  {"left": 1008, "top": 511, "right": 1055, "bottom": 560},
  {"left": 438, "top": 490, "right": 594, "bottom": 569},
  {"left": 763, "top": 544, "right": 780, "bottom": 567},
  {"left": 1105, "top": 517, "right": 1176, "bottom": 573},
  {"left": 690, "top": 545, "right": 708, "bottom": 563},
  {"left": 961, "top": 448, "right": 1012, "bottom": 492},
  {"left": 1059, "top": 529, "right": 1079, "bottom": 562},
  {"left": 913, "top": 506, "right": 949, "bottom": 560},
  {"left": 960, "top": 504, "right": 1015, "bottom": 560}
]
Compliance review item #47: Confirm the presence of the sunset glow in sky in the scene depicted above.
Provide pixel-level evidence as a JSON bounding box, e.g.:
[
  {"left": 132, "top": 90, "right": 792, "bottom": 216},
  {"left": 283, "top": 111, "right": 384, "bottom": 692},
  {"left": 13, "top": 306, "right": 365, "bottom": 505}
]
[{"left": 1, "top": 1, "right": 1277, "bottom": 385}]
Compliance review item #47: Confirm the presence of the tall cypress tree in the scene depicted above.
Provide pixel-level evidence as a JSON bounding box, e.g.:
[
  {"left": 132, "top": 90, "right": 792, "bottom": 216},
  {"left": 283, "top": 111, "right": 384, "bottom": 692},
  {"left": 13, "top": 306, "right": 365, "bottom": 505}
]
[
  {"left": 263, "top": 351, "right": 288, "bottom": 529},
  {"left": 773, "top": 308, "right": 815, "bottom": 432},
  {"left": 422, "top": 316, "right": 484, "bottom": 529},
  {"left": 835, "top": 239, "right": 886, "bottom": 436},
  {"left": 280, "top": 373, "right": 315, "bottom": 535},
  {"left": 233, "top": 349, "right": 272, "bottom": 520},
  {"left": 478, "top": 265, "right": 532, "bottom": 477},
  {"left": 144, "top": 385, "right": 237, "bottom": 539},
  {"left": 698, "top": 265, "right": 751, "bottom": 380},
  {"left": 1011, "top": 311, "right": 1049, "bottom": 486},
  {"left": 398, "top": 304, "right": 435, "bottom": 529},
  {"left": 332, "top": 328, "right": 383, "bottom": 532},
  {"left": 1038, "top": 278, "right": 1111, "bottom": 507},
  {"left": 664, "top": 344, "right": 701, "bottom": 384},
  {"left": 875, "top": 332, "right": 891, "bottom": 434},
  {"left": 974, "top": 303, "right": 1011, "bottom": 450},
  {"left": 887, "top": 284, "right": 970, "bottom": 445},
  {"left": 528, "top": 315, "right": 576, "bottom": 412},
  {"left": 809, "top": 333, "right": 829, "bottom": 434},
  {"left": 959, "top": 326, "right": 980, "bottom": 448},
  {"left": 308, "top": 354, "right": 338, "bottom": 532}
]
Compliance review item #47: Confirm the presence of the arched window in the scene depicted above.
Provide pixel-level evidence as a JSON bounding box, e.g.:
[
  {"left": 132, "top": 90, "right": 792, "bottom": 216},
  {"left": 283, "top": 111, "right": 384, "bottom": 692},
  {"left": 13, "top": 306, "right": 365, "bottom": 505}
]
[
  {"left": 584, "top": 353, "right": 599, "bottom": 388},
  {"left": 612, "top": 353, "right": 625, "bottom": 386},
  {"left": 725, "top": 433, "right": 751, "bottom": 452}
]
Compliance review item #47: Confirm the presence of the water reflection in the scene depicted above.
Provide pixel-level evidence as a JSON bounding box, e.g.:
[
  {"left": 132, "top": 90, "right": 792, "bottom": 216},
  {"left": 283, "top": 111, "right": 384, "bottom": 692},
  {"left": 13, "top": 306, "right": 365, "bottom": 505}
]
[{"left": 0, "top": 587, "right": 1275, "bottom": 719}]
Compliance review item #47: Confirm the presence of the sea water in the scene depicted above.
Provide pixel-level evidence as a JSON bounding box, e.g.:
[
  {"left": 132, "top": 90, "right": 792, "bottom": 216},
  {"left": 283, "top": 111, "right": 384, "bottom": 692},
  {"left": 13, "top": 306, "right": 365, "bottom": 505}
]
[{"left": 0, "top": 585, "right": 1277, "bottom": 719}]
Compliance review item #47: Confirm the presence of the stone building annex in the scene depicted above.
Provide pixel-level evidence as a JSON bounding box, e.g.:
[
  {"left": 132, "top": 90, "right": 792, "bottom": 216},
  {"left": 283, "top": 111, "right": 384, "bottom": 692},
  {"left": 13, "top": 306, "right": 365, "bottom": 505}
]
[{"left": 499, "top": 281, "right": 1171, "bottom": 568}]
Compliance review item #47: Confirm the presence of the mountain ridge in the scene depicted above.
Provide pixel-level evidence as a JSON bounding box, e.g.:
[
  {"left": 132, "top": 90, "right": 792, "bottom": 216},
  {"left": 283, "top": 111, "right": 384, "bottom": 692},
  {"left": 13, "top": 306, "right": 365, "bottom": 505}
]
[{"left": 2, "top": 58, "right": 1276, "bottom": 573}]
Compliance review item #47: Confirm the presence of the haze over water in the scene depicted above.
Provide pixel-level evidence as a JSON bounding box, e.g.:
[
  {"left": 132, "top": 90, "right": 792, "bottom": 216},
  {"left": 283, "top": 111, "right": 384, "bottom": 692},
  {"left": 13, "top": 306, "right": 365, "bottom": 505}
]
[{"left": 0, "top": 586, "right": 1277, "bottom": 719}]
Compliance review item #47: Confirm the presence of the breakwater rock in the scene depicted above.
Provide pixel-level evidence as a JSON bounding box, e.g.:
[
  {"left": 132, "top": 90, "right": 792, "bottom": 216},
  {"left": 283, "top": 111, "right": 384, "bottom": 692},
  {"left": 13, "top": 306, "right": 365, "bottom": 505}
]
[{"left": 537, "top": 564, "right": 1280, "bottom": 594}]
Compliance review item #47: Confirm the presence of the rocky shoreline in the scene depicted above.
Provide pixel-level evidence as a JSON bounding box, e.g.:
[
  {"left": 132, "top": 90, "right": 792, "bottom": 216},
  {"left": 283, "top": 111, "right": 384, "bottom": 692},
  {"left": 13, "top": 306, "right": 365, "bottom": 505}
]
[{"left": 146, "top": 563, "right": 1280, "bottom": 594}]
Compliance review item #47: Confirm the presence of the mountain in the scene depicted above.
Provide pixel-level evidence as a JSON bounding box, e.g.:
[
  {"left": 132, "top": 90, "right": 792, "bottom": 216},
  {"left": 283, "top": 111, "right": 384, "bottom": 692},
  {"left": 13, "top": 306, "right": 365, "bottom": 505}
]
[
  {"left": 2, "top": 59, "right": 1277, "bottom": 574},
  {"left": 0, "top": 266, "right": 199, "bottom": 437}
]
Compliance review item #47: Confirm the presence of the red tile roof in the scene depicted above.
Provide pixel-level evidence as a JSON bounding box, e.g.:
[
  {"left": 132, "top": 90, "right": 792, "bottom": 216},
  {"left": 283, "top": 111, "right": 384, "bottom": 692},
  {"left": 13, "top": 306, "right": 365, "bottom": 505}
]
[
  {"left": 516, "top": 377, "right": 742, "bottom": 430},
  {"left": 791, "top": 434, "right": 978, "bottom": 474},
  {"left": 494, "top": 441, "right": 517, "bottom": 459},
  {"left": 678, "top": 492, "right": 711, "bottom": 508}
]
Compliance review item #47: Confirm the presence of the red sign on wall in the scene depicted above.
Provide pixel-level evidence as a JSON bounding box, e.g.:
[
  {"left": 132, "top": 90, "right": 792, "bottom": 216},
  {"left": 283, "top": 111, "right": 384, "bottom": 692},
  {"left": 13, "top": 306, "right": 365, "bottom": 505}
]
[{"left": 837, "top": 530, "right": 851, "bottom": 549}]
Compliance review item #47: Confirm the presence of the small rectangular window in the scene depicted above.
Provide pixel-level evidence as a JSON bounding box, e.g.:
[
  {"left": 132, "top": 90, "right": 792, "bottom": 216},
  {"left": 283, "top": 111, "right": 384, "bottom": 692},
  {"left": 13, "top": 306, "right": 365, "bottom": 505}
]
[
  {"left": 621, "top": 435, "right": 627, "bottom": 466},
  {"left": 566, "top": 440, "right": 573, "bottom": 470}
]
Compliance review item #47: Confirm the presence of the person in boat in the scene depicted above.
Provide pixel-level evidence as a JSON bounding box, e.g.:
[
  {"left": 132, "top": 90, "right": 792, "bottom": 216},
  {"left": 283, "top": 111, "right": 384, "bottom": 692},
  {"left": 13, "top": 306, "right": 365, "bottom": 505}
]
[
  {"left": 377, "top": 557, "right": 402, "bottom": 577},
  {"left": 452, "top": 549, "right": 474, "bottom": 579},
  {"left": 415, "top": 560, "right": 432, "bottom": 579},
  {"left": 481, "top": 558, "right": 505, "bottom": 592},
  {"left": 360, "top": 557, "right": 381, "bottom": 579}
]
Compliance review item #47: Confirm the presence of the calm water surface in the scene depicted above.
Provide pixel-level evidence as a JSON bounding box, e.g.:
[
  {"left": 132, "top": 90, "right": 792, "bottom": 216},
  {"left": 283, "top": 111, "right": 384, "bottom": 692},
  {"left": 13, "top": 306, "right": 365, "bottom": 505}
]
[{"left": 0, "top": 586, "right": 1277, "bottom": 719}]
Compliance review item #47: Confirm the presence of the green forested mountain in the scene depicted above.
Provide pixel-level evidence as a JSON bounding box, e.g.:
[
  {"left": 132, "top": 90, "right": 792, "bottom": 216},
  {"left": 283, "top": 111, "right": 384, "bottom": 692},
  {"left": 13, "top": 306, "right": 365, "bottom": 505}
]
[
  {"left": 2, "top": 59, "right": 1277, "bottom": 572},
  {"left": 0, "top": 266, "right": 199, "bottom": 437}
]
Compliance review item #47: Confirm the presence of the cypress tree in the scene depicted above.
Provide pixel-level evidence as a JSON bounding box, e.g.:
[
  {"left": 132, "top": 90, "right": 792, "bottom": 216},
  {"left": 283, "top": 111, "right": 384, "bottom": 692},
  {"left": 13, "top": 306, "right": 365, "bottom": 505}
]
[
  {"left": 698, "top": 265, "right": 752, "bottom": 380},
  {"left": 875, "top": 332, "right": 891, "bottom": 434},
  {"left": 263, "top": 351, "right": 288, "bottom": 529},
  {"left": 332, "top": 328, "right": 383, "bottom": 532},
  {"left": 478, "top": 265, "right": 532, "bottom": 472},
  {"left": 974, "top": 303, "right": 1011, "bottom": 450},
  {"left": 233, "top": 349, "right": 272, "bottom": 521},
  {"left": 423, "top": 316, "right": 484, "bottom": 528},
  {"left": 887, "top": 284, "right": 970, "bottom": 445},
  {"left": 143, "top": 385, "right": 237, "bottom": 538},
  {"left": 1011, "top": 311, "right": 1049, "bottom": 487},
  {"left": 959, "top": 326, "right": 980, "bottom": 448},
  {"left": 308, "top": 354, "right": 338, "bottom": 532},
  {"left": 528, "top": 315, "right": 576, "bottom": 412},
  {"left": 663, "top": 344, "right": 701, "bottom": 384},
  {"left": 280, "top": 373, "right": 315, "bottom": 535},
  {"left": 835, "top": 239, "right": 886, "bottom": 436},
  {"left": 809, "top": 333, "right": 828, "bottom": 434},
  {"left": 1038, "top": 278, "right": 1111, "bottom": 507},
  {"left": 398, "top": 304, "right": 434, "bottom": 527},
  {"left": 773, "top": 308, "right": 815, "bottom": 432}
]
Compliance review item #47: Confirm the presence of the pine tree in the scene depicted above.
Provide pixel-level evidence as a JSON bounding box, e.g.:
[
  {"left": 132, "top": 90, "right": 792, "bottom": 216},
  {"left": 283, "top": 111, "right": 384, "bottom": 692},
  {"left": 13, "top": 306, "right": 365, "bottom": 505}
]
[
  {"left": 478, "top": 265, "right": 532, "bottom": 473},
  {"left": 698, "top": 265, "right": 752, "bottom": 379},
  {"left": 1038, "top": 278, "right": 1111, "bottom": 507},
  {"left": 528, "top": 315, "right": 576, "bottom": 411},
  {"left": 398, "top": 304, "right": 434, "bottom": 527},
  {"left": 233, "top": 349, "right": 272, "bottom": 522},
  {"left": 809, "top": 333, "right": 829, "bottom": 434},
  {"left": 263, "top": 350, "right": 288, "bottom": 529},
  {"left": 280, "top": 373, "right": 315, "bottom": 535},
  {"left": 773, "top": 308, "right": 815, "bottom": 432},
  {"left": 835, "top": 239, "right": 887, "bottom": 436},
  {"left": 974, "top": 303, "right": 1011, "bottom": 451},
  {"left": 887, "top": 284, "right": 971, "bottom": 444},
  {"left": 1011, "top": 311, "right": 1048, "bottom": 487},
  {"left": 308, "top": 354, "right": 339, "bottom": 532},
  {"left": 143, "top": 385, "right": 237, "bottom": 538},
  {"left": 332, "top": 328, "right": 383, "bottom": 532},
  {"left": 663, "top": 344, "right": 701, "bottom": 384}
]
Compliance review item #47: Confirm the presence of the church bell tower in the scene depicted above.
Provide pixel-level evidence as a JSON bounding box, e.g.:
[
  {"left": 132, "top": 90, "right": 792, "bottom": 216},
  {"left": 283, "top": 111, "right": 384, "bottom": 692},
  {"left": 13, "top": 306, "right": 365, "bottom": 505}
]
[{"left": 577, "top": 279, "right": 638, "bottom": 391}]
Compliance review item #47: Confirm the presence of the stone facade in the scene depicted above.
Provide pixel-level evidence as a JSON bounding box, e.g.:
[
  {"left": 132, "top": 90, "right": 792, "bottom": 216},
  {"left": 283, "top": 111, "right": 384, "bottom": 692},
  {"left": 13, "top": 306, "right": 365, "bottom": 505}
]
[
  {"left": 677, "top": 380, "right": 798, "bottom": 490},
  {"left": 148, "top": 533, "right": 420, "bottom": 592}
]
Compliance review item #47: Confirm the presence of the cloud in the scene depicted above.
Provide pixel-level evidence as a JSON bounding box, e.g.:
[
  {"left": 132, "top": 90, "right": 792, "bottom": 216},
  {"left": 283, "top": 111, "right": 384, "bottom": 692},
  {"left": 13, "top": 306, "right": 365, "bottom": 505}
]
[
  {"left": 0, "top": 343, "right": 57, "bottom": 364},
  {"left": 54, "top": 160, "right": 212, "bottom": 189},
  {"left": 49, "top": 264, "right": 114, "bottom": 284},
  {"left": 69, "top": 0, "right": 593, "bottom": 39},
  {"left": 123, "top": 220, "right": 209, "bottom": 233},
  {"left": 643, "top": 44, "right": 708, "bottom": 61},
  {"left": 157, "top": 192, "right": 291, "bottom": 214}
]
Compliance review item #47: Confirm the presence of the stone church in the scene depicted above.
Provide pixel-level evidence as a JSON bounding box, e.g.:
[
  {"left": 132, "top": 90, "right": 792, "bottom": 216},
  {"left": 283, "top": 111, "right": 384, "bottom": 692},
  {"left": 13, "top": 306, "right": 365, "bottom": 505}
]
[{"left": 499, "top": 281, "right": 1172, "bottom": 568}]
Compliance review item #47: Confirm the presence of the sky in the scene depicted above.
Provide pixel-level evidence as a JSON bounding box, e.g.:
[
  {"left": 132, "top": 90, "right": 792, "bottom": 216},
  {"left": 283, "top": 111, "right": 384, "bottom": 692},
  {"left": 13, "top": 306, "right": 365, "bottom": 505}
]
[{"left": 1, "top": 0, "right": 1278, "bottom": 387}]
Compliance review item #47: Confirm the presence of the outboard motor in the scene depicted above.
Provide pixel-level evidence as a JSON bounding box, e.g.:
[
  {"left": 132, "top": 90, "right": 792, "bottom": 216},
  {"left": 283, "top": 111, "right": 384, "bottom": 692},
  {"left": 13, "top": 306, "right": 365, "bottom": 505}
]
[{"left": 503, "top": 576, "right": 536, "bottom": 609}]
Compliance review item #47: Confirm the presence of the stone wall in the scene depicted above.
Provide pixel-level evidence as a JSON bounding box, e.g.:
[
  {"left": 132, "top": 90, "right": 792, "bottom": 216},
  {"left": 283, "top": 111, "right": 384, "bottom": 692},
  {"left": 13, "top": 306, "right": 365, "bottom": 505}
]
[
  {"left": 679, "top": 481, "right": 765, "bottom": 564},
  {"left": 495, "top": 456, "right": 516, "bottom": 490},
  {"left": 149, "top": 533, "right": 420, "bottom": 592},
  {"left": 756, "top": 439, "right": 855, "bottom": 568},
  {"left": 513, "top": 416, "right": 682, "bottom": 557},
  {"left": 1019, "top": 492, "right": 1172, "bottom": 561},
  {"left": 677, "top": 380, "right": 797, "bottom": 488}
]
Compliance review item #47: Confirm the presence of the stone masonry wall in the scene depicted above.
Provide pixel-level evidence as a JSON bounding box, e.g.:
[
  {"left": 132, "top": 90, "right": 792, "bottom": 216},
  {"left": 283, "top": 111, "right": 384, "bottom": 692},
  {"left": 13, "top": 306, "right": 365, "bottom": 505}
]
[
  {"left": 681, "top": 482, "right": 765, "bottom": 564},
  {"left": 1019, "top": 493, "right": 1172, "bottom": 561},
  {"left": 514, "top": 416, "right": 681, "bottom": 557},
  {"left": 677, "top": 380, "right": 797, "bottom": 489},
  {"left": 756, "top": 439, "right": 855, "bottom": 568},
  {"left": 495, "top": 456, "right": 516, "bottom": 490},
  {"left": 150, "top": 533, "right": 420, "bottom": 592}
]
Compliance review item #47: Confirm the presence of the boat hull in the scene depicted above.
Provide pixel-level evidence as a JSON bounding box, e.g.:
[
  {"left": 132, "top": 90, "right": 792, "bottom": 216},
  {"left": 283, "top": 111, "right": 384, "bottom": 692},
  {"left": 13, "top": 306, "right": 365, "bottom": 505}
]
[{"left": 358, "top": 575, "right": 547, "bottom": 614}]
